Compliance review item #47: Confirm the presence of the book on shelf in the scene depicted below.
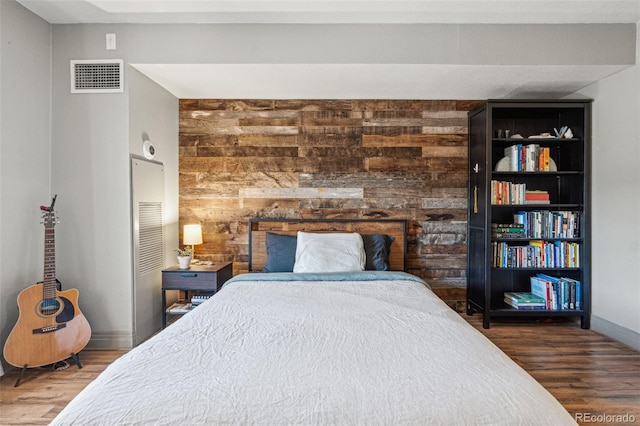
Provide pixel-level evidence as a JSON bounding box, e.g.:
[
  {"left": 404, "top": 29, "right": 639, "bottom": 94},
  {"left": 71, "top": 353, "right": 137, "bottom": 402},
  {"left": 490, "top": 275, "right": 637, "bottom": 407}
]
[
  {"left": 191, "top": 293, "right": 214, "bottom": 306},
  {"left": 503, "top": 291, "right": 546, "bottom": 309},
  {"left": 524, "top": 144, "right": 538, "bottom": 172},
  {"left": 166, "top": 302, "right": 195, "bottom": 314},
  {"left": 540, "top": 146, "right": 550, "bottom": 171},
  {"left": 530, "top": 275, "right": 554, "bottom": 309}
]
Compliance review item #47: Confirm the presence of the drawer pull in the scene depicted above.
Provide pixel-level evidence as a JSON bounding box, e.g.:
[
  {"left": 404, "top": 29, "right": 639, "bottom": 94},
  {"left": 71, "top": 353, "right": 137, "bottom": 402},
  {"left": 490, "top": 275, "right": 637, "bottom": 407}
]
[{"left": 180, "top": 273, "right": 198, "bottom": 278}]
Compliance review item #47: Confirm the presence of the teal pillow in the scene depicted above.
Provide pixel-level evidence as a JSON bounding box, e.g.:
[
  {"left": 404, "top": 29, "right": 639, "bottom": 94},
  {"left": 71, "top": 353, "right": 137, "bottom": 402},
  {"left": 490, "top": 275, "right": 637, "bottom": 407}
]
[{"left": 262, "top": 233, "right": 297, "bottom": 272}]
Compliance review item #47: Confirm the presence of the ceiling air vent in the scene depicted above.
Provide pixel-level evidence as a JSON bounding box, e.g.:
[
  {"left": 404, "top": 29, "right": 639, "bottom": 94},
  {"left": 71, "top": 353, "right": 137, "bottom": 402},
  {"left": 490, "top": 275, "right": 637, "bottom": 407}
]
[{"left": 70, "top": 59, "right": 123, "bottom": 93}]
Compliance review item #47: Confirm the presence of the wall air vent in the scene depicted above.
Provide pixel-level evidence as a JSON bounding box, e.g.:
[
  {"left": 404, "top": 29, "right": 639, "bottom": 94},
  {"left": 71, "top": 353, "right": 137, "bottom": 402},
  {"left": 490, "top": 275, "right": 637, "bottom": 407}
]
[
  {"left": 70, "top": 59, "right": 123, "bottom": 93},
  {"left": 137, "top": 201, "right": 164, "bottom": 275}
]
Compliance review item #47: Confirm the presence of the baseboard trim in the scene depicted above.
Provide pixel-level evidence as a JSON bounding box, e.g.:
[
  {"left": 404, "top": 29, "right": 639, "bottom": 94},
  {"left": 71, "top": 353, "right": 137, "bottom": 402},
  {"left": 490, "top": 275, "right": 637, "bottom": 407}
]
[
  {"left": 87, "top": 330, "right": 133, "bottom": 350},
  {"left": 591, "top": 315, "right": 640, "bottom": 351}
]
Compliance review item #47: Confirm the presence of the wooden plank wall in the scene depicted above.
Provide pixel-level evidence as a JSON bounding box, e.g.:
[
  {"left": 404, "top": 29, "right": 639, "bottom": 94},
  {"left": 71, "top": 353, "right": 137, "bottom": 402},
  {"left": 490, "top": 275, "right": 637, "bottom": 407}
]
[{"left": 179, "top": 99, "right": 483, "bottom": 309}]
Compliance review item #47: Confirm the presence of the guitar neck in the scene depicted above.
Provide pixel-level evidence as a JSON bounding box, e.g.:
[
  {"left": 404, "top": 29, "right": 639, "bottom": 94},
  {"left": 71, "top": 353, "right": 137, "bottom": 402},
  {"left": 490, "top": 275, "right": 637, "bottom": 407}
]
[{"left": 43, "top": 226, "right": 56, "bottom": 298}]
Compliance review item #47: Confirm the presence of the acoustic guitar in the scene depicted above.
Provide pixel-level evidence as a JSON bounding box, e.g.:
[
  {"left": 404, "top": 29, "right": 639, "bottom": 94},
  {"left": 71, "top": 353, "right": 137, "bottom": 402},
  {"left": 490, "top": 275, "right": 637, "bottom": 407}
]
[{"left": 3, "top": 196, "right": 91, "bottom": 379}]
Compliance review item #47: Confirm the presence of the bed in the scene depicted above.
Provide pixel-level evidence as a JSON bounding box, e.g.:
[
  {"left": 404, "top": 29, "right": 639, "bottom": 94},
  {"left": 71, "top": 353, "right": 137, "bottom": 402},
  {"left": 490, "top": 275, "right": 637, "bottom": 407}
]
[{"left": 52, "top": 219, "right": 576, "bottom": 425}]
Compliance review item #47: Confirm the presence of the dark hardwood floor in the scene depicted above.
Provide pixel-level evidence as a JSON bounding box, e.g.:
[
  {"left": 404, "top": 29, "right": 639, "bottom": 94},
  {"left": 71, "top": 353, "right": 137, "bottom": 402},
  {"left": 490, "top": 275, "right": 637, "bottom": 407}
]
[
  {"left": 1, "top": 315, "right": 638, "bottom": 425},
  {"left": 465, "top": 314, "right": 640, "bottom": 425}
]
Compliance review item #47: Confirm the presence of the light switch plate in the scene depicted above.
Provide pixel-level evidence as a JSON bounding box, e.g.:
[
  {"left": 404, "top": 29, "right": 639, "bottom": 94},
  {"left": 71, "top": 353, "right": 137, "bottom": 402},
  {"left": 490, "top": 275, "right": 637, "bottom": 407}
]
[{"left": 106, "top": 33, "right": 116, "bottom": 50}]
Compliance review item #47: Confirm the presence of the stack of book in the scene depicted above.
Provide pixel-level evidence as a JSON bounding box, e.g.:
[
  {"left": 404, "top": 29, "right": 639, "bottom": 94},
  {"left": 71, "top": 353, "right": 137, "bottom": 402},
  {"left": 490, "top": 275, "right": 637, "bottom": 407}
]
[
  {"left": 525, "top": 190, "right": 550, "bottom": 204},
  {"left": 191, "top": 293, "right": 214, "bottom": 306},
  {"left": 491, "top": 223, "right": 525, "bottom": 239},
  {"left": 166, "top": 302, "right": 194, "bottom": 314},
  {"left": 503, "top": 292, "right": 546, "bottom": 310}
]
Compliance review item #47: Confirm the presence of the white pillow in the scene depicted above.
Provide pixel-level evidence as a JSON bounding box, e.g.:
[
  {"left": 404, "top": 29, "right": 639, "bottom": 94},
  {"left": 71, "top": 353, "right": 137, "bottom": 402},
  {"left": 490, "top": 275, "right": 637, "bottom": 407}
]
[{"left": 293, "top": 232, "right": 366, "bottom": 273}]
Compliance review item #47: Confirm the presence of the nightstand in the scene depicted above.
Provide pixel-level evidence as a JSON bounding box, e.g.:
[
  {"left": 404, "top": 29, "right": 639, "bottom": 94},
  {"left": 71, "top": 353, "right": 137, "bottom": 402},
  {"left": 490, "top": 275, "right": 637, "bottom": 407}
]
[{"left": 161, "top": 262, "right": 233, "bottom": 328}]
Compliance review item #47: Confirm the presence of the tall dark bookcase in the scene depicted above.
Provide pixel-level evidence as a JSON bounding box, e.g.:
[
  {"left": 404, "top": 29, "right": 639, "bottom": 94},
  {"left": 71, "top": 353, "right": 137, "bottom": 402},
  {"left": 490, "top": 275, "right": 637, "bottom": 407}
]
[{"left": 467, "top": 99, "right": 591, "bottom": 329}]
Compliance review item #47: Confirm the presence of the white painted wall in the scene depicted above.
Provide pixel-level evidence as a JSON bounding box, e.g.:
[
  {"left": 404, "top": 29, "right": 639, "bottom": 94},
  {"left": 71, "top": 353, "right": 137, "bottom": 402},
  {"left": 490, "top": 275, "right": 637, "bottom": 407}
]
[
  {"left": 0, "top": 0, "right": 52, "bottom": 373},
  {"left": 574, "top": 22, "right": 640, "bottom": 348}
]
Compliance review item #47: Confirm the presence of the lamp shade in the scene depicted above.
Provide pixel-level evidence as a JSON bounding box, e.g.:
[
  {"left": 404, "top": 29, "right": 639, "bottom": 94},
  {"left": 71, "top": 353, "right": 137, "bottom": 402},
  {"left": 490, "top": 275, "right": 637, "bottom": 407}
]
[{"left": 183, "top": 224, "right": 203, "bottom": 246}]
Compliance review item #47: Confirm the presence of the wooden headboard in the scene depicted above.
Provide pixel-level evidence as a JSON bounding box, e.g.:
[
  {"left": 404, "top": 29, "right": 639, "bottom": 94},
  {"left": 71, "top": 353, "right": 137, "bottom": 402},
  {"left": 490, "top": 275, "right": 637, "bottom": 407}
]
[{"left": 248, "top": 219, "right": 408, "bottom": 272}]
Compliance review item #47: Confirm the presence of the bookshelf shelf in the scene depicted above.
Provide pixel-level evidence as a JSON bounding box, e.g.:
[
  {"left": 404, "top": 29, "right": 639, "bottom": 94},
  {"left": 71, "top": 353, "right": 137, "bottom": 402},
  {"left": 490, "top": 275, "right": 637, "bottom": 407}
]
[
  {"left": 466, "top": 99, "right": 591, "bottom": 329},
  {"left": 492, "top": 238, "right": 582, "bottom": 242},
  {"left": 492, "top": 171, "right": 582, "bottom": 175},
  {"left": 490, "top": 308, "right": 584, "bottom": 316}
]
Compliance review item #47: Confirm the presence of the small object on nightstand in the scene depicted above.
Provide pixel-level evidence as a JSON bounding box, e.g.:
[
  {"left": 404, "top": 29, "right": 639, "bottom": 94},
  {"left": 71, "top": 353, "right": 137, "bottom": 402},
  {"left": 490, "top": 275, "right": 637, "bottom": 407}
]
[{"left": 207, "top": 261, "right": 214, "bottom": 266}]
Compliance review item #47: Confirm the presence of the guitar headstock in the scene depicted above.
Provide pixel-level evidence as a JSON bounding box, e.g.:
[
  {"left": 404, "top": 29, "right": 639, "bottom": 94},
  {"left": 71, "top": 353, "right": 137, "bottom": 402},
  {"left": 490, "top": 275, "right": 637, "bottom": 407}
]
[{"left": 40, "top": 194, "right": 59, "bottom": 228}]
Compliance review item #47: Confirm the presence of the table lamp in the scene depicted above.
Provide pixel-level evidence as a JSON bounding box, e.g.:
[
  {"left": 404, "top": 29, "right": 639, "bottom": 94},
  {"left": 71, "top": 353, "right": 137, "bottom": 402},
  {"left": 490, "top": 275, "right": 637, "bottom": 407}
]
[{"left": 183, "top": 224, "right": 203, "bottom": 262}]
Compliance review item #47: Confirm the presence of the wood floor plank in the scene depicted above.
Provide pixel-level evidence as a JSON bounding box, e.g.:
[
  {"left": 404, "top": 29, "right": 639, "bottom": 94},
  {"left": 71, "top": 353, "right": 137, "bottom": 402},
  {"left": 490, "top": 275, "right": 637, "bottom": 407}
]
[{"left": 1, "top": 318, "right": 638, "bottom": 426}]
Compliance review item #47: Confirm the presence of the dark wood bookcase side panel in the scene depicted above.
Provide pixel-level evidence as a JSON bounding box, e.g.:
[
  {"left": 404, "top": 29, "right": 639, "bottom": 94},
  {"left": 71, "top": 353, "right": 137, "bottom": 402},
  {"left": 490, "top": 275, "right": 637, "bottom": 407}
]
[
  {"left": 467, "top": 99, "right": 591, "bottom": 329},
  {"left": 468, "top": 108, "right": 489, "bottom": 230}
]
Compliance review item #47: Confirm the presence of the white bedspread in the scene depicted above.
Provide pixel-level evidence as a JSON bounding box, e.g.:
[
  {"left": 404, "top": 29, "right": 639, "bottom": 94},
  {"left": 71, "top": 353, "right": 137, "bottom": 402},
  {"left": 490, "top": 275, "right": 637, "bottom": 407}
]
[{"left": 53, "top": 274, "right": 576, "bottom": 425}]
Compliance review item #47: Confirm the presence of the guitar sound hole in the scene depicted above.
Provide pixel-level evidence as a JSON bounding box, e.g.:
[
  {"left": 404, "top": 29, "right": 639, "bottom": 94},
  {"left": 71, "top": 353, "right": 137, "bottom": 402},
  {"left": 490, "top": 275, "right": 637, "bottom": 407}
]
[{"left": 38, "top": 298, "right": 62, "bottom": 317}]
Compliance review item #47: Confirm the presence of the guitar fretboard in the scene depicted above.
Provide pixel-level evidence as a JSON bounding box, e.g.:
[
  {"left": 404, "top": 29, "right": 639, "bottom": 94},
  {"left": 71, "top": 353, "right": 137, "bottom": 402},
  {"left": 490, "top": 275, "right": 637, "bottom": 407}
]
[{"left": 43, "top": 226, "right": 56, "bottom": 300}]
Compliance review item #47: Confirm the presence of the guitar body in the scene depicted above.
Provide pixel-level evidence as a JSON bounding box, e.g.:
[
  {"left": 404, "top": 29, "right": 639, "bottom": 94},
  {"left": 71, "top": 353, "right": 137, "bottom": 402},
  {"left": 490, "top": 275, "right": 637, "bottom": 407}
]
[{"left": 4, "top": 283, "right": 92, "bottom": 368}]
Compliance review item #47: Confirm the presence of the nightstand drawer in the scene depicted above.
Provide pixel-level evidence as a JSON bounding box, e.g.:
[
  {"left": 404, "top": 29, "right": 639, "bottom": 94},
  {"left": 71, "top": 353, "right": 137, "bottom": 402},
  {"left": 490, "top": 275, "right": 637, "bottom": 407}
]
[
  {"left": 162, "top": 271, "right": 216, "bottom": 290},
  {"left": 162, "top": 263, "right": 233, "bottom": 292}
]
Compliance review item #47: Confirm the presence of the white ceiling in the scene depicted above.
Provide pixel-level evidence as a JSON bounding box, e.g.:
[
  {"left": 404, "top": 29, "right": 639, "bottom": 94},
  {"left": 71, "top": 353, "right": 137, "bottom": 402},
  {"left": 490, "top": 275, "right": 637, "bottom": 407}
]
[
  {"left": 17, "top": 0, "right": 640, "bottom": 99},
  {"left": 16, "top": 0, "right": 640, "bottom": 25}
]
